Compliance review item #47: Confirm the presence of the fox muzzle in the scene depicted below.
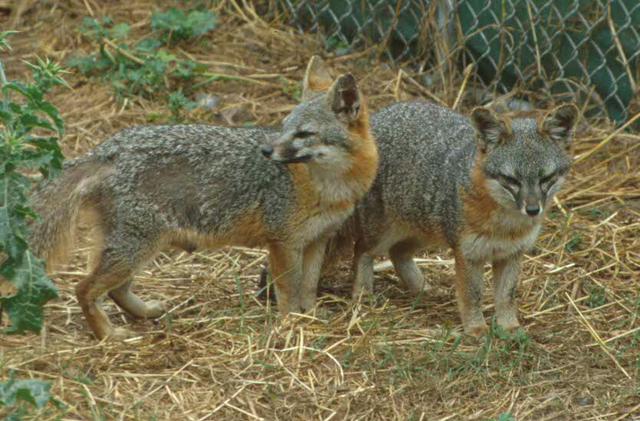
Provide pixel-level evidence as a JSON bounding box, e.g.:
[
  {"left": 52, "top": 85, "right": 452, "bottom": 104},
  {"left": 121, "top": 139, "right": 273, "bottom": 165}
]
[
  {"left": 263, "top": 133, "right": 313, "bottom": 164},
  {"left": 521, "top": 190, "right": 543, "bottom": 217}
]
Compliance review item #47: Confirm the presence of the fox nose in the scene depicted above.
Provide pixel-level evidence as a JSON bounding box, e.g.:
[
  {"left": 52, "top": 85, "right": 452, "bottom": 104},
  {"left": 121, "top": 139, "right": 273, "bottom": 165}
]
[
  {"left": 525, "top": 204, "right": 541, "bottom": 216},
  {"left": 261, "top": 144, "right": 273, "bottom": 158}
]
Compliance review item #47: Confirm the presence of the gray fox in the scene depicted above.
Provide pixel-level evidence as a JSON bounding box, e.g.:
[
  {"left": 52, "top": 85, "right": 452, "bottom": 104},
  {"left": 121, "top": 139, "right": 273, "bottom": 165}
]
[
  {"left": 349, "top": 100, "right": 578, "bottom": 336},
  {"left": 29, "top": 56, "right": 378, "bottom": 340},
  {"left": 257, "top": 62, "right": 577, "bottom": 338}
]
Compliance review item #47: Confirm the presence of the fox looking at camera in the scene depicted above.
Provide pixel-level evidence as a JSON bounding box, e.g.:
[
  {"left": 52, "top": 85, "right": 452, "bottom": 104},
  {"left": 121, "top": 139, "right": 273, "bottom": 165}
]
[{"left": 349, "top": 99, "right": 578, "bottom": 336}]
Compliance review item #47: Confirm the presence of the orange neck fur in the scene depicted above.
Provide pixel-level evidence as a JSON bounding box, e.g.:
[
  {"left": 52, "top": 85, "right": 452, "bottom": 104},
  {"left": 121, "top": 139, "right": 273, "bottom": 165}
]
[{"left": 346, "top": 102, "right": 379, "bottom": 194}]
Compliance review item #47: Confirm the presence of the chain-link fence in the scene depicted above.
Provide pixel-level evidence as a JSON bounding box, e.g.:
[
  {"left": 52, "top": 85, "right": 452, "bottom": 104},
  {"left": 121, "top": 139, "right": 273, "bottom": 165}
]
[{"left": 278, "top": 0, "right": 639, "bottom": 124}]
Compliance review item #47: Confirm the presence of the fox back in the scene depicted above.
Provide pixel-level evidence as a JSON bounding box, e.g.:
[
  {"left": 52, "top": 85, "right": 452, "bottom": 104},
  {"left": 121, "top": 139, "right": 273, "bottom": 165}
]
[{"left": 358, "top": 101, "right": 575, "bottom": 252}]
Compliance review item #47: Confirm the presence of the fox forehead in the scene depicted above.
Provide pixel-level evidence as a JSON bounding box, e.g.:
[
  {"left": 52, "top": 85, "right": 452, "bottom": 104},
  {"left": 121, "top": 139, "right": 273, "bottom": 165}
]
[
  {"left": 281, "top": 96, "right": 353, "bottom": 148},
  {"left": 484, "top": 118, "right": 571, "bottom": 177},
  {"left": 283, "top": 95, "right": 337, "bottom": 129}
]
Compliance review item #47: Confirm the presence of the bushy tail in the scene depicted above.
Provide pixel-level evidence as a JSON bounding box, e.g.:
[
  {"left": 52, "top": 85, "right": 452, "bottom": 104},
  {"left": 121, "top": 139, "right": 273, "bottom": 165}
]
[{"left": 29, "top": 159, "right": 110, "bottom": 270}]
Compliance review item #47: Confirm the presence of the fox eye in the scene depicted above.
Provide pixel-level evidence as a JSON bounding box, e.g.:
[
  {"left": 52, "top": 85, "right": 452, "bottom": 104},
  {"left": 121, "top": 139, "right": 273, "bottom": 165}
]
[
  {"left": 294, "top": 130, "right": 316, "bottom": 139},
  {"left": 540, "top": 172, "right": 557, "bottom": 185},
  {"left": 499, "top": 174, "right": 520, "bottom": 187}
]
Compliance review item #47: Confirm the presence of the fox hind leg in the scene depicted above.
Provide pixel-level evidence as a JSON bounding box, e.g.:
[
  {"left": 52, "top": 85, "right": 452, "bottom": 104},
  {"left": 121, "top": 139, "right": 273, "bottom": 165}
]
[
  {"left": 77, "top": 230, "right": 159, "bottom": 340},
  {"left": 76, "top": 260, "right": 135, "bottom": 340},
  {"left": 352, "top": 240, "right": 374, "bottom": 300},
  {"left": 109, "top": 279, "right": 166, "bottom": 319},
  {"left": 389, "top": 240, "right": 428, "bottom": 295}
]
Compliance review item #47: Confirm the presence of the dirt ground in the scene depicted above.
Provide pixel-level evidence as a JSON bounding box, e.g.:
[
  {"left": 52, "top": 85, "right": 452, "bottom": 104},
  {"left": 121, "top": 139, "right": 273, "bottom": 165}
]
[{"left": 1, "top": 1, "right": 639, "bottom": 420}]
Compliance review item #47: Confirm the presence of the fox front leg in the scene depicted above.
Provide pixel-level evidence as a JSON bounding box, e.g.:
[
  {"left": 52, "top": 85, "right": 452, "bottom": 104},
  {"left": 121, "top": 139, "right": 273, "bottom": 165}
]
[
  {"left": 267, "top": 242, "right": 304, "bottom": 314},
  {"left": 492, "top": 255, "right": 522, "bottom": 332},
  {"left": 453, "top": 250, "right": 488, "bottom": 337},
  {"left": 299, "top": 235, "right": 330, "bottom": 312}
]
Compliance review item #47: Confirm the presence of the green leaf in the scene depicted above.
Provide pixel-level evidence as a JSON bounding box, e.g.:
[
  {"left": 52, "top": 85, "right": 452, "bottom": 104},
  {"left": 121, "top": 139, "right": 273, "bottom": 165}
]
[
  {"left": 0, "top": 207, "right": 28, "bottom": 260},
  {"left": 25, "top": 57, "right": 70, "bottom": 92},
  {"left": 0, "top": 251, "right": 58, "bottom": 334},
  {"left": 0, "top": 376, "right": 53, "bottom": 408},
  {"left": 0, "top": 30, "right": 18, "bottom": 51},
  {"left": 151, "top": 8, "right": 217, "bottom": 43},
  {"left": 0, "top": 103, "right": 16, "bottom": 126},
  {"left": 0, "top": 39, "right": 63, "bottom": 335},
  {"left": 19, "top": 141, "right": 63, "bottom": 177},
  {"left": 110, "top": 23, "right": 131, "bottom": 40},
  {"left": 68, "top": 11, "right": 207, "bottom": 106},
  {"left": 564, "top": 235, "right": 582, "bottom": 253},
  {"left": 79, "top": 17, "right": 109, "bottom": 41},
  {"left": 136, "top": 38, "right": 163, "bottom": 53},
  {"left": 185, "top": 10, "right": 218, "bottom": 37},
  {"left": 18, "top": 112, "right": 56, "bottom": 133},
  {"left": 0, "top": 173, "right": 32, "bottom": 259},
  {"left": 67, "top": 54, "right": 96, "bottom": 75},
  {"left": 168, "top": 90, "right": 197, "bottom": 120},
  {"left": 496, "top": 413, "right": 516, "bottom": 421},
  {"left": 3, "top": 81, "right": 41, "bottom": 103},
  {"left": 37, "top": 101, "right": 65, "bottom": 135},
  {"left": 151, "top": 8, "right": 185, "bottom": 40},
  {"left": 156, "top": 50, "right": 177, "bottom": 62}
]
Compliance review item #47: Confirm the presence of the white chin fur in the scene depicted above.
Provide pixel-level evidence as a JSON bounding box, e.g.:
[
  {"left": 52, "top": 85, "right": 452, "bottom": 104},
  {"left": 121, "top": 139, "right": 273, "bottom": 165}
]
[{"left": 310, "top": 145, "right": 350, "bottom": 169}]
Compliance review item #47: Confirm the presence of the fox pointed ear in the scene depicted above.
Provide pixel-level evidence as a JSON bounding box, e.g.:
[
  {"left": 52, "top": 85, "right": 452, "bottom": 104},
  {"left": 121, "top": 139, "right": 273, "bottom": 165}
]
[
  {"left": 470, "top": 107, "right": 510, "bottom": 152},
  {"left": 301, "top": 55, "right": 333, "bottom": 101},
  {"left": 327, "top": 73, "right": 361, "bottom": 123},
  {"left": 541, "top": 104, "right": 579, "bottom": 146}
]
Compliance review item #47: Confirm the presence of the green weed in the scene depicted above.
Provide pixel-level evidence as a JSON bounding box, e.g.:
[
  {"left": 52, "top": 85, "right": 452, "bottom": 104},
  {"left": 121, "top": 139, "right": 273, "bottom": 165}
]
[
  {"left": 152, "top": 7, "right": 217, "bottom": 45},
  {"left": 0, "top": 31, "right": 64, "bottom": 334},
  {"left": 69, "top": 7, "right": 217, "bottom": 119},
  {"left": 585, "top": 284, "right": 607, "bottom": 308},
  {"left": 492, "top": 413, "right": 517, "bottom": 421},
  {"left": 564, "top": 234, "right": 582, "bottom": 253},
  {"left": 0, "top": 371, "right": 57, "bottom": 420}
]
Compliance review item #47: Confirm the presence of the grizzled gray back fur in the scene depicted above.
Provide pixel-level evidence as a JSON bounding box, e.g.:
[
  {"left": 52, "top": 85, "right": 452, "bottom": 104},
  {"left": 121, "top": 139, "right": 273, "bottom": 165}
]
[
  {"left": 30, "top": 124, "right": 296, "bottom": 267},
  {"left": 364, "top": 101, "right": 473, "bottom": 244},
  {"left": 358, "top": 100, "right": 572, "bottom": 245},
  {"left": 91, "top": 125, "right": 290, "bottom": 237}
]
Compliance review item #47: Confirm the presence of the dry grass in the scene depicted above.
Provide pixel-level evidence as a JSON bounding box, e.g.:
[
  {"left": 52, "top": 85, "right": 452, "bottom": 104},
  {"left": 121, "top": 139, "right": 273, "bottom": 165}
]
[{"left": 1, "top": 1, "right": 639, "bottom": 420}]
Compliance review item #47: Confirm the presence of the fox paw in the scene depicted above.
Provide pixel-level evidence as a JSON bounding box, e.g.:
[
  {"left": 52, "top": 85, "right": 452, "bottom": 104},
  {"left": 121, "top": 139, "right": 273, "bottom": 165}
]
[
  {"left": 352, "top": 287, "right": 374, "bottom": 302},
  {"left": 106, "top": 327, "right": 136, "bottom": 341},
  {"left": 497, "top": 319, "right": 521, "bottom": 333},
  {"left": 464, "top": 323, "right": 489, "bottom": 338},
  {"left": 299, "top": 293, "right": 318, "bottom": 313},
  {"left": 407, "top": 280, "right": 433, "bottom": 296},
  {"left": 144, "top": 300, "right": 166, "bottom": 319}
]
